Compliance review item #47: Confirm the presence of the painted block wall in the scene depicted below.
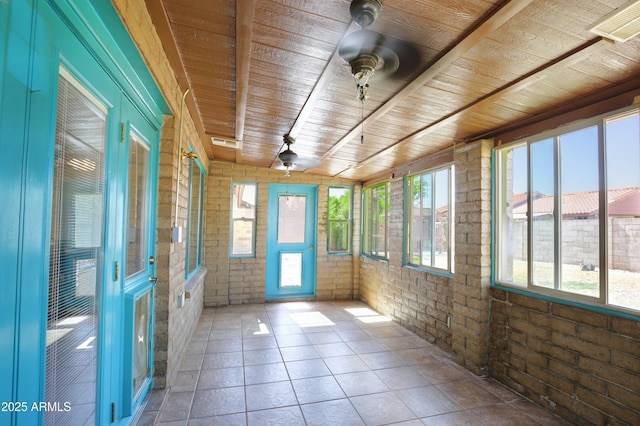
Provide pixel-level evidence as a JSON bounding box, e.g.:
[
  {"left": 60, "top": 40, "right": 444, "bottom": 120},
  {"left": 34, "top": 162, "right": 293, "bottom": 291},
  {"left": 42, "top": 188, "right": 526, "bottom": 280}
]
[{"left": 204, "top": 161, "right": 361, "bottom": 306}]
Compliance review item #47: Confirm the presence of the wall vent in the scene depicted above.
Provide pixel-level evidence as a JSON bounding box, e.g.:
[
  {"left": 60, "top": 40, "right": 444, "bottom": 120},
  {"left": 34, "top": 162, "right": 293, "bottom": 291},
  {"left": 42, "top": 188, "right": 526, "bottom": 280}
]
[
  {"left": 211, "top": 137, "right": 241, "bottom": 149},
  {"left": 588, "top": 0, "right": 640, "bottom": 42}
]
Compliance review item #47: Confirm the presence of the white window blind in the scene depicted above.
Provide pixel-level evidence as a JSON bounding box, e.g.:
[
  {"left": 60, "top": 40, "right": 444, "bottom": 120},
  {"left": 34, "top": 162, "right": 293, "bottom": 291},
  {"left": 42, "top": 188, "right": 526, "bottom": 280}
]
[{"left": 46, "top": 68, "right": 107, "bottom": 425}]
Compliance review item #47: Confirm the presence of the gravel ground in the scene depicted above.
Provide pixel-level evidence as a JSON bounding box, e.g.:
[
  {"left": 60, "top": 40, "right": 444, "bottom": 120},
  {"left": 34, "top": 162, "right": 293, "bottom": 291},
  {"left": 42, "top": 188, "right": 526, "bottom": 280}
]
[{"left": 508, "top": 260, "right": 640, "bottom": 312}]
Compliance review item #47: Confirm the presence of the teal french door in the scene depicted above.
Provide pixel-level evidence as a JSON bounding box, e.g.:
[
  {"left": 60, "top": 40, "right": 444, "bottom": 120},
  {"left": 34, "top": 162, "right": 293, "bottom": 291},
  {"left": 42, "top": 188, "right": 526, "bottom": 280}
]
[
  {"left": 46, "top": 67, "right": 159, "bottom": 424},
  {"left": 266, "top": 184, "right": 318, "bottom": 299}
]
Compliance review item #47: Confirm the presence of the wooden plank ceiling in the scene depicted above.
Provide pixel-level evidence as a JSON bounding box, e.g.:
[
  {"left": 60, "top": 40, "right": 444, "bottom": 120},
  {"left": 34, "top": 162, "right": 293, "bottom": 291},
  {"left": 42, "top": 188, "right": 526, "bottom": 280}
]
[{"left": 146, "top": 0, "right": 640, "bottom": 181}]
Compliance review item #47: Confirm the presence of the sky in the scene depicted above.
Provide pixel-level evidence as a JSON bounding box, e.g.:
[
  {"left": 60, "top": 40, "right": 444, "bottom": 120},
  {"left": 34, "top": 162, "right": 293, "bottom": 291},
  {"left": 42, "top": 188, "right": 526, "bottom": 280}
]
[{"left": 511, "top": 111, "right": 640, "bottom": 195}]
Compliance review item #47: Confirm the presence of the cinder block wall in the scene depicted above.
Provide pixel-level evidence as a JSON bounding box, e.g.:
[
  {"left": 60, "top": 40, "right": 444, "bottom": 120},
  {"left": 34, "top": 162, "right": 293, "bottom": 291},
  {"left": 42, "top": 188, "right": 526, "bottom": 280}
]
[
  {"left": 359, "top": 176, "right": 454, "bottom": 350},
  {"left": 205, "top": 161, "right": 361, "bottom": 306},
  {"left": 112, "top": 0, "right": 208, "bottom": 389},
  {"left": 359, "top": 140, "right": 493, "bottom": 370},
  {"left": 491, "top": 289, "right": 640, "bottom": 425},
  {"left": 451, "top": 140, "right": 493, "bottom": 375}
]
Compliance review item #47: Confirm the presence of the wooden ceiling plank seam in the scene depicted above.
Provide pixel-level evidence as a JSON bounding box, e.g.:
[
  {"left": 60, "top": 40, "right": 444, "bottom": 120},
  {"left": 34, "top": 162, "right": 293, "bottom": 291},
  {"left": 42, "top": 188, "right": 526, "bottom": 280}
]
[
  {"left": 236, "top": 0, "right": 255, "bottom": 163},
  {"left": 321, "top": 0, "right": 536, "bottom": 162},
  {"left": 336, "top": 36, "right": 609, "bottom": 177},
  {"left": 288, "top": 21, "right": 359, "bottom": 139},
  {"left": 145, "top": 0, "right": 213, "bottom": 158}
]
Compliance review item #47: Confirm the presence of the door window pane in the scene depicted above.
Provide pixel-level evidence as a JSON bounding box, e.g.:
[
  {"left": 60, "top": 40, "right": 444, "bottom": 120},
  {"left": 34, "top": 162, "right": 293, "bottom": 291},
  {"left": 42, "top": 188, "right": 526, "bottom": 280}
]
[
  {"left": 278, "top": 195, "right": 306, "bottom": 243},
  {"left": 133, "top": 291, "right": 151, "bottom": 398},
  {"left": 126, "top": 134, "right": 149, "bottom": 278},
  {"left": 47, "top": 68, "right": 107, "bottom": 425},
  {"left": 280, "top": 252, "right": 303, "bottom": 287}
]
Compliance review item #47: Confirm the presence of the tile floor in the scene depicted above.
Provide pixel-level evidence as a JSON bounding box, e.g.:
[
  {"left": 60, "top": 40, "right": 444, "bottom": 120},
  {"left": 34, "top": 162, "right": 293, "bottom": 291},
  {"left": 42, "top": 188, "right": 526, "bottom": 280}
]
[{"left": 137, "top": 300, "right": 567, "bottom": 425}]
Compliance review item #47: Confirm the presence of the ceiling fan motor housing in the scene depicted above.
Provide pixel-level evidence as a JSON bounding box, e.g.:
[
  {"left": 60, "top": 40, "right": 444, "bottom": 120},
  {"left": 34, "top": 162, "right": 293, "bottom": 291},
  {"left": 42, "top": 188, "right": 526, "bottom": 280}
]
[
  {"left": 279, "top": 148, "right": 298, "bottom": 167},
  {"left": 350, "top": 53, "right": 378, "bottom": 82},
  {"left": 279, "top": 134, "right": 299, "bottom": 167},
  {"left": 350, "top": 0, "right": 383, "bottom": 28}
]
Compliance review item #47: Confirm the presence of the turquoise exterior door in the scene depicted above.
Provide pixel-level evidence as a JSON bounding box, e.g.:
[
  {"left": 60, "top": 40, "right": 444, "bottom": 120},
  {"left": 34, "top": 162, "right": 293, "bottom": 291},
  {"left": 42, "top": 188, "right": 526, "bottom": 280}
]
[{"left": 266, "top": 184, "right": 318, "bottom": 299}]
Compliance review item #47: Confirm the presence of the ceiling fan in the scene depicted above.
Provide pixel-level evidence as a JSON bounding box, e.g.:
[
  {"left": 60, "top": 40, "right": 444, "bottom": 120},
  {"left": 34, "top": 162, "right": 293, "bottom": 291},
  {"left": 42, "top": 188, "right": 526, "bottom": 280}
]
[
  {"left": 339, "top": 0, "right": 421, "bottom": 101},
  {"left": 276, "top": 134, "right": 320, "bottom": 176}
]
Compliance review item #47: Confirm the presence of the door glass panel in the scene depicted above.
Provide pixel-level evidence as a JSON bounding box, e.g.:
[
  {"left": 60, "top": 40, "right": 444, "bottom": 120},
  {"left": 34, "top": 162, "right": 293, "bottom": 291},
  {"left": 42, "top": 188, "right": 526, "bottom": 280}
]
[
  {"left": 278, "top": 195, "right": 306, "bottom": 243},
  {"left": 133, "top": 291, "right": 151, "bottom": 398},
  {"left": 126, "top": 133, "right": 149, "bottom": 278},
  {"left": 280, "top": 252, "right": 303, "bottom": 287},
  {"left": 47, "top": 68, "right": 107, "bottom": 425}
]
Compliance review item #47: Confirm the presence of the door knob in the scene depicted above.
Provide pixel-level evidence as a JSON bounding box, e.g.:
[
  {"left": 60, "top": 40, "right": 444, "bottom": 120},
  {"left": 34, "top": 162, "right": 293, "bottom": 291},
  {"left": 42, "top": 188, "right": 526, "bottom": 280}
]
[{"left": 149, "top": 276, "right": 158, "bottom": 285}]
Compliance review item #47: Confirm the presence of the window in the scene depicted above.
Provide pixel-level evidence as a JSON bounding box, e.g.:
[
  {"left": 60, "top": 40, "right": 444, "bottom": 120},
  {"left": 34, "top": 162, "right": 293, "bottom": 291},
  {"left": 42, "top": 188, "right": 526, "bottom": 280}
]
[
  {"left": 231, "top": 182, "right": 257, "bottom": 256},
  {"left": 406, "top": 165, "right": 454, "bottom": 272},
  {"left": 328, "top": 186, "right": 353, "bottom": 254},
  {"left": 496, "top": 107, "right": 640, "bottom": 314},
  {"left": 362, "top": 182, "right": 389, "bottom": 259},
  {"left": 126, "top": 132, "right": 150, "bottom": 278},
  {"left": 186, "top": 157, "right": 205, "bottom": 277}
]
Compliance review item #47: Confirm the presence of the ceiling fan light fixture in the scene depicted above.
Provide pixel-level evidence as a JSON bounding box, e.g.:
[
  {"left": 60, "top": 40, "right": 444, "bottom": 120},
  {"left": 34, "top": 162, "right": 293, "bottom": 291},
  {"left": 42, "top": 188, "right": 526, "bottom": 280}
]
[
  {"left": 349, "top": 53, "right": 378, "bottom": 100},
  {"left": 278, "top": 134, "right": 299, "bottom": 177}
]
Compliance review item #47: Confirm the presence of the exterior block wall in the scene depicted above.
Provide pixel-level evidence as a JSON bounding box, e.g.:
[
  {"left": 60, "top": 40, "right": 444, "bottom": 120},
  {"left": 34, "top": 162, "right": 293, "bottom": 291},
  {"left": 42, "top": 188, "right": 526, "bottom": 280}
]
[
  {"left": 111, "top": 0, "right": 208, "bottom": 389},
  {"left": 491, "top": 289, "right": 640, "bottom": 425},
  {"left": 205, "top": 161, "right": 360, "bottom": 306}
]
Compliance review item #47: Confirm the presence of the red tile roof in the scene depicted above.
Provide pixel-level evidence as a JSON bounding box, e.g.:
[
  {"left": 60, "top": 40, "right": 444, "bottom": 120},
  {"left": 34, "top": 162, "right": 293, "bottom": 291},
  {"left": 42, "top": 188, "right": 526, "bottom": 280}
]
[{"left": 512, "top": 187, "right": 640, "bottom": 218}]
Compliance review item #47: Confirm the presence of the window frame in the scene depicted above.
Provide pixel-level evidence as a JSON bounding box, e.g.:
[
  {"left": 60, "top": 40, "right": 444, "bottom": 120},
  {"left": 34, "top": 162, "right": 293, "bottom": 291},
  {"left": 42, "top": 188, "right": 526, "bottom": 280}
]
[
  {"left": 361, "top": 181, "right": 390, "bottom": 260},
  {"left": 494, "top": 105, "right": 640, "bottom": 317},
  {"left": 405, "top": 164, "right": 454, "bottom": 274},
  {"left": 185, "top": 153, "right": 205, "bottom": 279},
  {"left": 327, "top": 185, "right": 353, "bottom": 255},
  {"left": 230, "top": 182, "right": 258, "bottom": 258}
]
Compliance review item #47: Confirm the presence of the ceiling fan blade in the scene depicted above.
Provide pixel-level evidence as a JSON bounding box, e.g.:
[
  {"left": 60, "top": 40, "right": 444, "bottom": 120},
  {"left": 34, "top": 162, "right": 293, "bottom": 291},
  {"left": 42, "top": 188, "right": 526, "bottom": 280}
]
[
  {"left": 296, "top": 157, "right": 321, "bottom": 169},
  {"left": 273, "top": 157, "right": 320, "bottom": 171},
  {"left": 339, "top": 29, "right": 386, "bottom": 60},
  {"left": 339, "top": 29, "right": 419, "bottom": 82},
  {"left": 380, "top": 35, "right": 422, "bottom": 80}
]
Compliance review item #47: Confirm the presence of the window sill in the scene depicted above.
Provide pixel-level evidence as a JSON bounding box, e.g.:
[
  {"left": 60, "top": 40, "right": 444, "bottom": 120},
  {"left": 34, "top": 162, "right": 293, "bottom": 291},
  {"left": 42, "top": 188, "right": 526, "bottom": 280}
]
[
  {"left": 404, "top": 263, "right": 454, "bottom": 279},
  {"left": 493, "top": 282, "right": 640, "bottom": 322},
  {"left": 361, "top": 254, "right": 389, "bottom": 263},
  {"left": 185, "top": 266, "right": 207, "bottom": 299}
]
